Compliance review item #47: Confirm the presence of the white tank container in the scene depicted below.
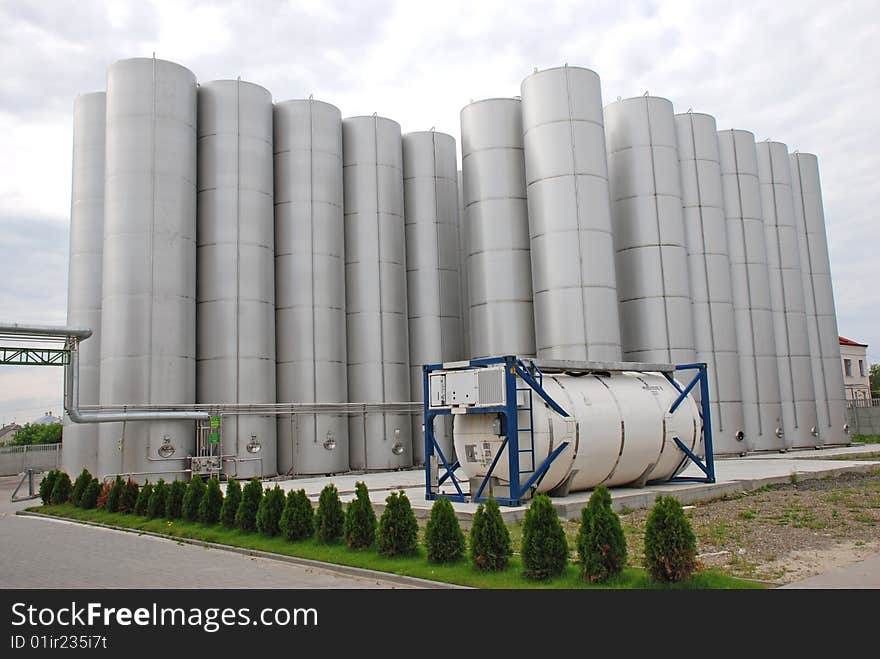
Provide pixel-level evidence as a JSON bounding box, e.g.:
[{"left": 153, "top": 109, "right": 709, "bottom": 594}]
[
  {"left": 460, "top": 98, "right": 536, "bottom": 359},
  {"left": 343, "top": 115, "right": 412, "bottom": 470},
  {"left": 403, "top": 131, "right": 462, "bottom": 464},
  {"left": 521, "top": 66, "right": 622, "bottom": 362},
  {"left": 99, "top": 57, "right": 197, "bottom": 480},
  {"left": 62, "top": 91, "right": 105, "bottom": 477},
  {"left": 756, "top": 141, "right": 818, "bottom": 449},
  {"left": 790, "top": 152, "right": 849, "bottom": 445},
  {"left": 674, "top": 112, "right": 745, "bottom": 455},
  {"left": 605, "top": 96, "right": 696, "bottom": 364},
  {"left": 274, "top": 99, "right": 349, "bottom": 475},
  {"left": 453, "top": 371, "right": 701, "bottom": 493},
  {"left": 717, "top": 129, "right": 784, "bottom": 452},
  {"left": 196, "top": 80, "right": 277, "bottom": 478}
]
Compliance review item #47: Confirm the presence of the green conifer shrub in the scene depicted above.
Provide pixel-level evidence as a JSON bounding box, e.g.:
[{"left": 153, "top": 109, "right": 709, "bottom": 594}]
[
  {"left": 50, "top": 471, "right": 73, "bottom": 505},
  {"left": 39, "top": 470, "right": 58, "bottom": 505},
  {"left": 644, "top": 495, "right": 697, "bottom": 583},
  {"left": 146, "top": 479, "right": 168, "bottom": 519},
  {"left": 220, "top": 478, "right": 242, "bottom": 528},
  {"left": 279, "top": 489, "right": 314, "bottom": 541},
  {"left": 165, "top": 479, "right": 186, "bottom": 519},
  {"left": 134, "top": 481, "right": 153, "bottom": 516},
  {"left": 343, "top": 482, "right": 377, "bottom": 549},
  {"left": 235, "top": 479, "right": 263, "bottom": 532},
  {"left": 576, "top": 486, "right": 627, "bottom": 583},
  {"left": 105, "top": 476, "right": 125, "bottom": 513},
  {"left": 425, "top": 497, "right": 465, "bottom": 563},
  {"left": 118, "top": 479, "right": 140, "bottom": 514},
  {"left": 521, "top": 494, "right": 568, "bottom": 579},
  {"left": 181, "top": 475, "right": 206, "bottom": 521},
  {"left": 256, "top": 485, "right": 286, "bottom": 536},
  {"left": 469, "top": 497, "right": 512, "bottom": 572},
  {"left": 377, "top": 490, "right": 419, "bottom": 556},
  {"left": 71, "top": 469, "right": 93, "bottom": 506},
  {"left": 80, "top": 478, "right": 100, "bottom": 509},
  {"left": 198, "top": 477, "right": 223, "bottom": 525},
  {"left": 315, "top": 484, "right": 344, "bottom": 543}
]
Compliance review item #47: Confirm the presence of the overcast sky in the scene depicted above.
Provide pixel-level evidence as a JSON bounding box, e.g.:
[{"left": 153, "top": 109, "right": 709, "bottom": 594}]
[{"left": 1, "top": 0, "right": 877, "bottom": 424}]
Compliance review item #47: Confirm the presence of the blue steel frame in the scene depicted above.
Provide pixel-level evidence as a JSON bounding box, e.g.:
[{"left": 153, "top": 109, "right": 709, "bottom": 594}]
[{"left": 424, "top": 357, "right": 716, "bottom": 507}]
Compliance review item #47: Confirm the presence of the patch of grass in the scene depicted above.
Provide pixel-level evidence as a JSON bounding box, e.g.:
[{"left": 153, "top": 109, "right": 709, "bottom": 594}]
[
  {"left": 853, "top": 435, "right": 880, "bottom": 444},
  {"left": 28, "top": 505, "right": 765, "bottom": 590},
  {"left": 739, "top": 509, "right": 759, "bottom": 520}
]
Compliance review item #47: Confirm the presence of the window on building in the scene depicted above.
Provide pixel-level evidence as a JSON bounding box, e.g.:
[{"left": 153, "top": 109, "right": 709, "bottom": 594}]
[
  {"left": 859, "top": 360, "right": 865, "bottom": 377},
  {"left": 844, "top": 359, "right": 852, "bottom": 377}
]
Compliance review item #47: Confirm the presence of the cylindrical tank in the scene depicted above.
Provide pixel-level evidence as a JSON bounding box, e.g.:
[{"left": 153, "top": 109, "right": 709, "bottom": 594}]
[
  {"left": 99, "top": 57, "right": 197, "bottom": 481},
  {"left": 717, "top": 129, "right": 784, "bottom": 452},
  {"left": 454, "top": 371, "right": 701, "bottom": 493},
  {"left": 197, "top": 80, "right": 276, "bottom": 478},
  {"left": 403, "top": 131, "right": 462, "bottom": 464},
  {"left": 756, "top": 141, "right": 818, "bottom": 449},
  {"left": 605, "top": 96, "right": 695, "bottom": 364},
  {"left": 457, "top": 169, "right": 470, "bottom": 359},
  {"left": 62, "top": 91, "right": 105, "bottom": 477},
  {"left": 521, "top": 66, "right": 622, "bottom": 361},
  {"left": 274, "top": 99, "right": 349, "bottom": 475},
  {"left": 674, "top": 112, "right": 745, "bottom": 455},
  {"left": 343, "top": 115, "right": 412, "bottom": 470},
  {"left": 460, "top": 98, "right": 536, "bottom": 359},
  {"left": 790, "top": 152, "right": 849, "bottom": 446}
]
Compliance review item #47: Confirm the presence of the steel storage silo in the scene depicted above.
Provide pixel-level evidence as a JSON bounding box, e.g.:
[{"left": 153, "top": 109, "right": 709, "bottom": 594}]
[
  {"left": 274, "top": 99, "right": 349, "bottom": 475},
  {"left": 343, "top": 115, "right": 412, "bottom": 470},
  {"left": 521, "top": 66, "right": 622, "bottom": 361},
  {"left": 460, "top": 98, "right": 535, "bottom": 359},
  {"left": 197, "top": 80, "right": 276, "bottom": 478},
  {"left": 790, "top": 152, "right": 849, "bottom": 446},
  {"left": 605, "top": 96, "right": 695, "bottom": 364},
  {"left": 99, "top": 57, "right": 197, "bottom": 480},
  {"left": 62, "top": 91, "right": 105, "bottom": 477},
  {"left": 457, "top": 169, "right": 470, "bottom": 359},
  {"left": 674, "top": 112, "right": 745, "bottom": 455},
  {"left": 756, "top": 141, "right": 818, "bottom": 449},
  {"left": 717, "top": 129, "right": 784, "bottom": 452},
  {"left": 403, "top": 131, "right": 462, "bottom": 464}
]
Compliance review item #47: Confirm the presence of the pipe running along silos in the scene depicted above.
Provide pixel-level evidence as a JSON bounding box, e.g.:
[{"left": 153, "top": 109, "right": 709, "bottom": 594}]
[
  {"left": 403, "top": 131, "right": 462, "bottom": 464},
  {"left": 790, "top": 152, "right": 849, "bottom": 445},
  {"left": 457, "top": 169, "right": 470, "bottom": 359},
  {"left": 756, "top": 141, "right": 818, "bottom": 449},
  {"left": 343, "top": 115, "right": 412, "bottom": 470},
  {"left": 62, "top": 91, "right": 105, "bottom": 477},
  {"left": 454, "top": 370, "right": 701, "bottom": 493},
  {"left": 717, "top": 130, "right": 784, "bottom": 452},
  {"left": 674, "top": 112, "right": 745, "bottom": 455},
  {"left": 521, "top": 66, "right": 622, "bottom": 361},
  {"left": 274, "top": 99, "right": 349, "bottom": 475},
  {"left": 99, "top": 57, "right": 198, "bottom": 480},
  {"left": 460, "top": 98, "right": 536, "bottom": 359},
  {"left": 605, "top": 96, "right": 695, "bottom": 364},
  {"left": 197, "top": 80, "right": 277, "bottom": 478}
]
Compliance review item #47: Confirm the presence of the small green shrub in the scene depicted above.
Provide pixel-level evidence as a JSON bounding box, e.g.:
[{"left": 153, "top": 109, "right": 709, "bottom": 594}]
[
  {"left": 577, "top": 486, "right": 627, "bottom": 583},
  {"left": 71, "top": 469, "right": 93, "bottom": 506},
  {"left": 644, "top": 495, "right": 697, "bottom": 583},
  {"left": 256, "top": 485, "right": 286, "bottom": 536},
  {"left": 470, "top": 497, "right": 512, "bottom": 571},
  {"left": 377, "top": 490, "right": 419, "bottom": 556},
  {"left": 199, "top": 477, "right": 224, "bottom": 525},
  {"left": 425, "top": 497, "right": 465, "bottom": 563},
  {"left": 344, "top": 482, "right": 376, "bottom": 549},
  {"left": 315, "top": 484, "right": 344, "bottom": 543},
  {"left": 521, "top": 494, "right": 568, "bottom": 580},
  {"left": 220, "top": 479, "right": 242, "bottom": 528},
  {"left": 146, "top": 479, "right": 168, "bottom": 519},
  {"left": 80, "top": 478, "right": 100, "bottom": 509},
  {"left": 165, "top": 480, "right": 187, "bottom": 519},
  {"left": 182, "top": 475, "right": 206, "bottom": 521},
  {"left": 280, "top": 489, "right": 314, "bottom": 541},
  {"left": 39, "top": 470, "right": 59, "bottom": 505},
  {"left": 118, "top": 479, "right": 140, "bottom": 514},
  {"left": 105, "top": 476, "right": 125, "bottom": 513},
  {"left": 50, "top": 471, "right": 73, "bottom": 505},
  {"left": 134, "top": 481, "right": 153, "bottom": 516},
  {"left": 96, "top": 481, "right": 111, "bottom": 509},
  {"left": 235, "top": 479, "right": 263, "bottom": 532}
]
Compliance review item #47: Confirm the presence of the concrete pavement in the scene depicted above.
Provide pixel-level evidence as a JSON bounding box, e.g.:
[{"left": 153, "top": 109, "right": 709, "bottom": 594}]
[{"left": 781, "top": 554, "right": 880, "bottom": 589}]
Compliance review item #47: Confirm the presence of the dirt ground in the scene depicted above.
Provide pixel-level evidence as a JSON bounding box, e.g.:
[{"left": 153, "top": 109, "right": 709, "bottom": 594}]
[{"left": 615, "top": 467, "right": 880, "bottom": 584}]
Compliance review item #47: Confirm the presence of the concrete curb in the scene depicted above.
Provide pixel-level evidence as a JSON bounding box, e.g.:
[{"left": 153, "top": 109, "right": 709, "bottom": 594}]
[{"left": 16, "top": 510, "right": 464, "bottom": 590}]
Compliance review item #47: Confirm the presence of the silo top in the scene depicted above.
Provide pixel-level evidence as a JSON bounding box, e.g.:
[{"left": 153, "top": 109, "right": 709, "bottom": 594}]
[
  {"left": 197, "top": 80, "right": 272, "bottom": 140},
  {"left": 520, "top": 65, "right": 604, "bottom": 128},
  {"left": 341, "top": 115, "right": 402, "bottom": 168},
  {"left": 109, "top": 56, "right": 196, "bottom": 81},
  {"left": 460, "top": 98, "right": 523, "bottom": 155},
  {"left": 402, "top": 131, "right": 457, "bottom": 178},
  {"left": 604, "top": 95, "right": 676, "bottom": 149},
  {"left": 674, "top": 112, "right": 719, "bottom": 161}
]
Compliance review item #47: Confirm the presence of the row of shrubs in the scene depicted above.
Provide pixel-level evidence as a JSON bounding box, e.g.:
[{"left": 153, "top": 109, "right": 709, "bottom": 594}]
[{"left": 40, "top": 469, "right": 697, "bottom": 583}]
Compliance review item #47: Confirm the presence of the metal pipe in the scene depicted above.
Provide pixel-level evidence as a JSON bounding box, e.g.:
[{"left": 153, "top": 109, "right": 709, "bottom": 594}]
[{"left": 0, "top": 322, "right": 92, "bottom": 340}]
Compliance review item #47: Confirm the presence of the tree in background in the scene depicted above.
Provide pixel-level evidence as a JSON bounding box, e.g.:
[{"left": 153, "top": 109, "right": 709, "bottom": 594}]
[
  {"left": 870, "top": 363, "right": 879, "bottom": 397},
  {"left": 7, "top": 422, "right": 62, "bottom": 446}
]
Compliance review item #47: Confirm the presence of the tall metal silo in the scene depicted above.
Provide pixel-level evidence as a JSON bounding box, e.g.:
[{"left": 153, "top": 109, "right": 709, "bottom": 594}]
[
  {"left": 197, "top": 80, "right": 276, "bottom": 478},
  {"left": 717, "top": 129, "right": 784, "bottom": 452},
  {"left": 62, "top": 91, "right": 105, "bottom": 477},
  {"left": 274, "top": 99, "right": 349, "bottom": 475},
  {"left": 605, "top": 96, "right": 695, "bottom": 364},
  {"left": 343, "top": 115, "right": 412, "bottom": 470},
  {"left": 403, "top": 131, "right": 462, "bottom": 464},
  {"left": 521, "top": 66, "right": 622, "bottom": 362},
  {"left": 674, "top": 112, "right": 745, "bottom": 455},
  {"left": 99, "top": 57, "right": 198, "bottom": 480},
  {"left": 457, "top": 169, "right": 470, "bottom": 359},
  {"left": 756, "top": 141, "right": 818, "bottom": 449},
  {"left": 460, "top": 98, "right": 535, "bottom": 359},
  {"left": 790, "top": 152, "right": 849, "bottom": 446}
]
